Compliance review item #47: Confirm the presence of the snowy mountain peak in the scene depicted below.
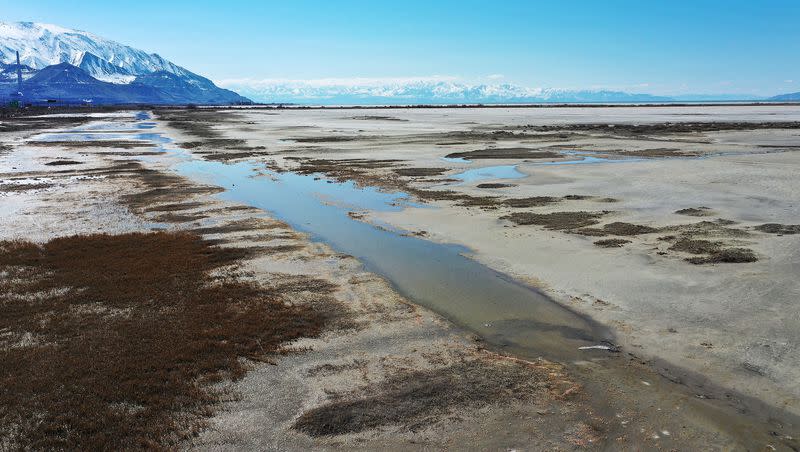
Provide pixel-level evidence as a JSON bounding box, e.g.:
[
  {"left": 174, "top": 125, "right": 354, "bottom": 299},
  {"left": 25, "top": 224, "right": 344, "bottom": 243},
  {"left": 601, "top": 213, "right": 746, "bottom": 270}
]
[
  {"left": 0, "top": 21, "right": 189, "bottom": 83},
  {"left": 0, "top": 21, "right": 250, "bottom": 105}
]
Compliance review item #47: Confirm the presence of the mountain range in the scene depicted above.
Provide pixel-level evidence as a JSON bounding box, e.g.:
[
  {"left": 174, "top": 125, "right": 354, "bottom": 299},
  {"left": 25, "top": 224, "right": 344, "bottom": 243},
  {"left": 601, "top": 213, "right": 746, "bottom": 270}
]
[
  {"left": 219, "top": 78, "right": 679, "bottom": 104},
  {"left": 0, "top": 22, "right": 250, "bottom": 105},
  {"left": 219, "top": 78, "right": 797, "bottom": 105},
  {"left": 0, "top": 22, "right": 797, "bottom": 106}
]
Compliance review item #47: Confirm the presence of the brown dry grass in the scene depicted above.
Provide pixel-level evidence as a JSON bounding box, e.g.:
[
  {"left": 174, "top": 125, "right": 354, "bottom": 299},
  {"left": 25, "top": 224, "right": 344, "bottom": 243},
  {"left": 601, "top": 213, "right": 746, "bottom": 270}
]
[
  {"left": 594, "top": 238, "right": 631, "bottom": 248},
  {"left": 756, "top": 223, "right": 800, "bottom": 235},
  {"left": 501, "top": 211, "right": 607, "bottom": 230},
  {"left": 293, "top": 358, "right": 580, "bottom": 437},
  {"left": 0, "top": 232, "right": 334, "bottom": 449},
  {"left": 445, "top": 148, "right": 561, "bottom": 160}
]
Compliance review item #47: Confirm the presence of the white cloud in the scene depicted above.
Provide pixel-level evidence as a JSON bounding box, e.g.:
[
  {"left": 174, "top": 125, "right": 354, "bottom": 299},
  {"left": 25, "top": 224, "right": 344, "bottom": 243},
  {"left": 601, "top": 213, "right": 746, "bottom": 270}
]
[
  {"left": 486, "top": 74, "right": 504, "bottom": 80},
  {"left": 785, "top": 79, "right": 794, "bottom": 83}
]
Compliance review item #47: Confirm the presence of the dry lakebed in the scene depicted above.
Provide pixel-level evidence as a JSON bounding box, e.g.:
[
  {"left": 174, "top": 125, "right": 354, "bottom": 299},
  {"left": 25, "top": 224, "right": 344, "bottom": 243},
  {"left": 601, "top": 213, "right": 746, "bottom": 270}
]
[{"left": 1, "top": 104, "right": 800, "bottom": 450}]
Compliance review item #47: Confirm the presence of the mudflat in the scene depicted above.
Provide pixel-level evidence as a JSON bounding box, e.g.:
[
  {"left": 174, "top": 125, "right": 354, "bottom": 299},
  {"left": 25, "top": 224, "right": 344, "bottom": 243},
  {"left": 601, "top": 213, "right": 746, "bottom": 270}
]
[{"left": 2, "top": 105, "right": 799, "bottom": 450}]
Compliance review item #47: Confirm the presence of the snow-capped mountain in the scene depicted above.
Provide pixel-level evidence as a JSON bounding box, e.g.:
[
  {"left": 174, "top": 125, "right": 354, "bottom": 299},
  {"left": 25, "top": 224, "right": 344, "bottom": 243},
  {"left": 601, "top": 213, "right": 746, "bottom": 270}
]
[
  {"left": 0, "top": 21, "right": 250, "bottom": 104},
  {"left": 0, "top": 22, "right": 191, "bottom": 83},
  {"left": 219, "top": 78, "right": 674, "bottom": 104},
  {"left": 769, "top": 92, "right": 800, "bottom": 101}
]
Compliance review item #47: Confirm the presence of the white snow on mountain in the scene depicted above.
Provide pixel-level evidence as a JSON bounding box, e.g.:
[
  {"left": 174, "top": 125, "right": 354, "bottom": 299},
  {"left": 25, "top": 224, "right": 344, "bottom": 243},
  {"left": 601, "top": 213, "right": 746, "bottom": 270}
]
[
  {"left": 0, "top": 21, "right": 191, "bottom": 84},
  {"left": 217, "top": 77, "right": 672, "bottom": 104}
]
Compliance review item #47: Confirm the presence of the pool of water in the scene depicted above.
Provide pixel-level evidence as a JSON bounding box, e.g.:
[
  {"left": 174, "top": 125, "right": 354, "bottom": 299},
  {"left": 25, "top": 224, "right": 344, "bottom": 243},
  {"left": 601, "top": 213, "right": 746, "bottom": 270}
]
[
  {"left": 450, "top": 164, "right": 526, "bottom": 182},
  {"left": 177, "top": 159, "right": 608, "bottom": 360},
  {"left": 440, "top": 156, "right": 471, "bottom": 164}
]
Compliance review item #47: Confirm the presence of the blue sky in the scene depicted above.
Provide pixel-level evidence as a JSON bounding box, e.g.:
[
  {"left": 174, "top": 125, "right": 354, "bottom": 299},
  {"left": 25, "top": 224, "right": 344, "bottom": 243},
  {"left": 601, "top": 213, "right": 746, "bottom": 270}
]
[{"left": 3, "top": 0, "right": 799, "bottom": 95}]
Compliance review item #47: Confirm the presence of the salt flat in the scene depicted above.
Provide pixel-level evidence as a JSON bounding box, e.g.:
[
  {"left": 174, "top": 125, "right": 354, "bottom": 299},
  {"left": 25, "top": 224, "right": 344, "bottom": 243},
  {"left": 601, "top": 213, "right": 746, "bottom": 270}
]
[{"left": 205, "top": 105, "right": 800, "bottom": 417}]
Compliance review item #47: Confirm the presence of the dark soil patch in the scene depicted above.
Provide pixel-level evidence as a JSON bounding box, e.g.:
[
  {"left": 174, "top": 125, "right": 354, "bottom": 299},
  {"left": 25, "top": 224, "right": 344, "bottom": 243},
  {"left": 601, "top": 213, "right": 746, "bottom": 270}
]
[
  {"left": 675, "top": 207, "right": 714, "bottom": 217},
  {"left": 0, "top": 182, "right": 54, "bottom": 192},
  {"left": 0, "top": 232, "right": 336, "bottom": 449},
  {"left": 179, "top": 139, "right": 247, "bottom": 149},
  {"left": 666, "top": 237, "right": 758, "bottom": 264},
  {"left": 445, "top": 148, "right": 561, "bottom": 160},
  {"left": 293, "top": 359, "right": 577, "bottom": 436},
  {"left": 44, "top": 160, "right": 82, "bottom": 166},
  {"left": 669, "top": 239, "right": 723, "bottom": 255},
  {"left": 191, "top": 219, "right": 283, "bottom": 235},
  {"left": 155, "top": 109, "right": 234, "bottom": 139},
  {"left": 0, "top": 114, "right": 87, "bottom": 133},
  {"left": 601, "top": 222, "right": 658, "bottom": 236},
  {"left": 457, "top": 195, "right": 501, "bottom": 208},
  {"left": 594, "top": 239, "right": 631, "bottom": 248},
  {"left": 28, "top": 140, "right": 151, "bottom": 149},
  {"left": 476, "top": 183, "right": 516, "bottom": 189},
  {"left": 195, "top": 150, "right": 270, "bottom": 161},
  {"left": 755, "top": 223, "right": 800, "bottom": 235},
  {"left": 501, "top": 196, "right": 560, "bottom": 208},
  {"left": 350, "top": 115, "right": 408, "bottom": 121},
  {"left": 666, "top": 221, "right": 750, "bottom": 238},
  {"left": 393, "top": 167, "right": 448, "bottom": 177},
  {"left": 521, "top": 121, "right": 800, "bottom": 135},
  {"left": 686, "top": 247, "right": 758, "bottom": 264},
  {"left": 292, "top": 136, "right": 360, "bottom": 143},
  {"left": 615, "top": 148, "right": 698, "bottom": 158},
  {"left": 118, "top": 162, "right": 224, "bottom": 211},
  {"left": 151, "top": 212, "right": 209, "bottom": 223},
  {"left": 501, "top": 211, "right": 607, "bottom": 230},
  {"left": 145, "top": 201, "right": 207, "bottom": 213}
]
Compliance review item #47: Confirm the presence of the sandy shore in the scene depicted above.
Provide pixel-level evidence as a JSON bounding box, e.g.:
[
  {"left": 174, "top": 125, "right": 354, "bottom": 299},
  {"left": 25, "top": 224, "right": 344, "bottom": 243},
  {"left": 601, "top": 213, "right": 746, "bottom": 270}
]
[{"left": 2, "top": 106, "right": 799, "bottom": 449}]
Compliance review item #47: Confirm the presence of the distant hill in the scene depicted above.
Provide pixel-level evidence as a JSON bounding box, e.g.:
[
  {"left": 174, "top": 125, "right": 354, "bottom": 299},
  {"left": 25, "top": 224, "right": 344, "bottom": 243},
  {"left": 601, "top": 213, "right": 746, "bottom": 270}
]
[
  {"left": 221, "top": 79, "right": 675, "bottom": 105},
  {"left": 0, "top": 21, "right": 250, "bottom": 105},
  {"left": 768, "top": 92, "right": 800, "bottom": 101}
]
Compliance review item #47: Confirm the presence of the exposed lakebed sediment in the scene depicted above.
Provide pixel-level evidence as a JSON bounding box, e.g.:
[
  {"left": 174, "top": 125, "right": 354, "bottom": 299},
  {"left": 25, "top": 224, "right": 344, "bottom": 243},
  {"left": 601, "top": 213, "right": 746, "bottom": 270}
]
[{"left": 2, "top": 107, "right": 799, "bottom": 449}]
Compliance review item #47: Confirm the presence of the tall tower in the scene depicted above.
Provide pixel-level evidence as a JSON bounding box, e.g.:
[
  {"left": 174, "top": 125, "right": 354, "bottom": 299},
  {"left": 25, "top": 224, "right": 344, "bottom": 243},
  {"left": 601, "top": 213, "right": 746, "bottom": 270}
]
[{"left": 16, "top": 51, "right": 23, "bottom": 93}]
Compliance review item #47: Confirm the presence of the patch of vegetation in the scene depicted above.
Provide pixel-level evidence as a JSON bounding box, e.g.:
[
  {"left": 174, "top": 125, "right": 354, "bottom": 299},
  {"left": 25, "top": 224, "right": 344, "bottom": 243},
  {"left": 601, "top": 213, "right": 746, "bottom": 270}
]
[
  {"left": 0, "top": 232, "right": 336, "bottom": 449},
  {"left": 601, "top": 222, "right": 658, "bottom": 236},
  {"left": 350, "top": 115, "right": 407, "bottom": 121},
  {"left": 501, "top": 196, "right": 560, "bottom": 208},
  {"left": 476, "top": 183, "right": 516, "bottom": 189},
  {"left": 675, "top": 207, "right": 713, "bottom": 217},
  {"left": 44, "top": 160, "right": 82, "bottom": 166},
  {"left": 501, "top": 211, "right": 607, "bottom": 230},
  {"left": 669, "top": 239, "right": 723, "bottom": 255},
  {"left": 292, "top": 136, "right": 359, "bottom": 143},
  {"left": 686, "top": 247, "right": 758, "bottom": 264},
  {"left": 393, "top": 167, "right": 448, "bottom": 177},
  {"left": 28, "top": 140, "right": 151, "bottom": 149},
  {"left": 445, "top": 148, "right": 561, "bottom": 160},
  {"left": 293, "top": 359, "right": 577, "bottom": 436},
  {"left": 665, "top": 220, "right": 750, "bottom": 238},
  {"left": 755, "top": 223, "right": 800, "bottom": 235},
  {"left": 616, "top": 148, "right": 697, "bottom": 157},
  {"left": 0, "top": 182, "right": 53, "bottom": 192},
  {"left": 594, "top": 238, "right": 631, "bottom": 248},
  {"left": 521, "top": 121, "right": 800, "bottom": 135}
]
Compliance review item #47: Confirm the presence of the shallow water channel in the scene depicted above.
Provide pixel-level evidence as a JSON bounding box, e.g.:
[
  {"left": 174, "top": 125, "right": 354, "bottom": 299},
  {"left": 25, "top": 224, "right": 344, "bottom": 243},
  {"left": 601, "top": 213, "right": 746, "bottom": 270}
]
[{"left": 34, "top": 115, "right": 610, "bottom": 362}]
